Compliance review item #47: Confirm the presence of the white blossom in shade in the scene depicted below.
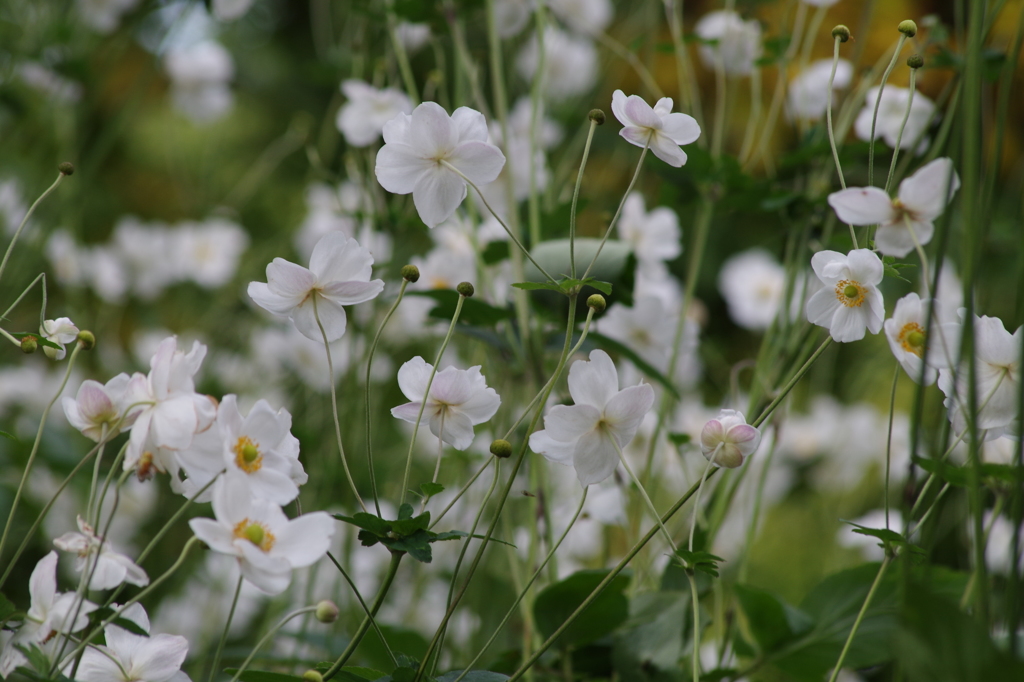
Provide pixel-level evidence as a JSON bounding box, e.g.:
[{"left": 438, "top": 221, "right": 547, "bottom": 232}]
[
  {"left": 248, "top": 232, "right": 384, "bottom": 342},
  {"left": 787, "top": 58, "right": 853, "bottom": 120},
  {"left": 617, "top": 193, "right": 682, "bottom": 264},
  {"left": 122, "top": 337, "right": 217, "bottom": 472},
  {"left": 213, "top": 0, "right": 255, "bottom": 21},
  {"left": 18, "top": 63, "right": 84, "bottom": 104},
  {"left": 172, "top": 218, "right": 249, "bottom": 288},
  {"left": 611, "top": 90, "right": 701, "bottom": 167},
  {"left": 700, "top": 409, "right": 761, "bottom": 468},
  {"left": 391, "top": 357, "right": 501, "bottom": 451},
  {"left": 486, "top": 122, "right": 550, "bottom": 202},
  {"left": 0, "top": 180, "right": 27, "bottom": 235},
  {"left": 111, "top": 217, "right": 178, "bottom": 300},
  {"left": 805, "top": 249, "right": 885, "bottom": 342},
  {"left": 854, "top": 85, "right": 936, "bottom": 151},
  {"left": 53, "top": 516, "right": 149, "bottom": 590},
  {"left": 63, "top": 375, "right": 134, "bottom": 442},
  {"left": 529, "top": 350, "right": 655, "bottom": 487},
  {"left": 508, "top": 97, "right": 564, "bottom": 149},
  {"left": 938, "top": 314, "right": 1022, "bottom": 439},
  {"left": 40, "top": 317, "right": 79, "bottom": 360},
  {"left": 395, "top": 22, "right": 432, "bottom": 53},
  {"left": 515, "top": 26, "right": 598, "bottom": 102},
  {"left": 718, "top": 248, "right": 786, "bottom": 330},
  {"left": 982, "top": 511, "right": 1022, "bottom": 574},
  {"left": 0, "top": 552, "right": 97, "bottom": 677},
  {"left": 801, "top": 0, "right": 842, "bottom": 7},
  {"left": 76, "top": 0, "right": 141, "bottom": 34},
  {"left": 884, "top": 293, "right": 961, "bottom": 385},
  {"left": 163, "top": 41, "right": 234, "bottom": 123},
  {"left": 375, "top": 102, "right": 506, "bottom": 227},
  {"left": 73, "top": 603, "right": 190, "bottom": 682},
  {"left": 548, "top": 0, "right": 613, "bottom": 35},
  {"left": 694, "top": 10, "right": 763, "bottom": 76},
  {"left": 838, "top": 510, "right": 905, "bottom": 562},
  {"left": 336, "top": 80, "right": 413, "bottom": 148},
  {"left": 828, "top": 157, "right": 960, "bottom": 258},
  {"left": 494, "top": 0, "right": 533, "bottom": 38},
  {"left": 188, "top": 474, "right": 334, "bottom": 595}
]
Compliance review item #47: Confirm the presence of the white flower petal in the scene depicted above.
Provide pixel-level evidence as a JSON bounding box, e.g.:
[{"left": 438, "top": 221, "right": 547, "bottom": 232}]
[
  {"left": 573, "top": 430, "right": 619, "bottom": 487},
  {"left": 567, "top": 349, "right": 619, "bottom": 409},
  {"left": 412, "top": 165, "right": 468, "bottom": 228},
  {"left": 827, "top": 187, "right": 896, "bottom": 226},
  {"left": 897, "top": 157, "right": 960, "bottom": 218}
]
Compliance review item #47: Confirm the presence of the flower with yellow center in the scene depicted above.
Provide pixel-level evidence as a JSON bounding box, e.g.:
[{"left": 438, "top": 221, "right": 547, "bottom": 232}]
[
  {"left": 884, "top": 293, "right": 961, "bottom": 385},
  {"left": 806, "top": 249, "right": 885, "bottom": 342},
  {"left": 233, "top": 518, "right": 275, "bottom": 552}
]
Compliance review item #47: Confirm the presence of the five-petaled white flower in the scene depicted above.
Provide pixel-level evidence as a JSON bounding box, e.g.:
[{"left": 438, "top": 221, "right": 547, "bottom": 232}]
[
  {"left": 40, "top": 317, "right": 79, "bottom": 360},
  {"left": 63, "top": 374, "right": 135, "bottom": 442},
  {"left": 883, "top": 293, "right": 961, "bottom": 385},
  {"left": 248, "top": 232, "right": 384, "bottom": 342},
  {"left": 188, "top": 474, "right": 334, "bottom": 594},
  {"left": 53, "top": 516, "right": 149, "bottom": 590},
  {"left": 336, "top": 80, "right": 413, "bottom": 148},
  {"left": 694, "top": 10, "right": 762, "bottom": 76},
  {"left": 611, "top": 90, "right": 701, "bottom": 167},
  {"left": 700, "top": 409, "right": 761, "bottom": 468},
  {"left": 73, "top": 603, "right": 191, "bottom": 682},
  {"left": 855, "top": 85, "right": 936, "bottom": 152},
  {"left": 805, "top": 249, "right": 885, "bottom": 342},
  {"left": 529, "top": 349, "right": 655, "bottom": 487},
  {"left": 828, "top": 157, "right": 960, "bottom": 257},
  {"left": 391, "top": 356, "right": 501, "bottom": 451},
  {"left": 375, "top": 102, "right": 506, "bottom": 227}
]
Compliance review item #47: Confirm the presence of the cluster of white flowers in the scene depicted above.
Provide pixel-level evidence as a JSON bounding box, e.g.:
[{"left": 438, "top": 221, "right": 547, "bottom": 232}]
[{"left": 163, "top": 40, "right": 235, "bottom": 124}]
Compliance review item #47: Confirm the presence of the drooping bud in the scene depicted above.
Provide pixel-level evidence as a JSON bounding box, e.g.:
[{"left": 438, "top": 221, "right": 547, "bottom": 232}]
[
  {"left": 401, "top": 264, "right": 420, "bottom": 283},
  {"left": 20, "top": 336, "right": 37, "bottom": 354},
  {"left": 58, "top": 162, "right": 75, "bottom": 176},
  {"left": 456, "top": 281, "right": 475, "bottom": 298},
  {"left": 77, "top": 330, "right": 96, "bottom": 350},
  {"left": 699, "top": 409, "right": 761, "bottom": 469},
  {"left": 315, "top": 600, "right": 339, "bottom": 623},
  {"left": 490, "top": 439, "right": 513, "bottom": 459},
  {"left": 898, "top": 20, "right": 918, "bottom": 37},
  {"left": 831, "top": 25, "right": 851, "bottom": 43},
  {"left": 302, "top": 672, "right": 324, "bottom": 682},
  {"left": 586, "top": 294, "right": 606, "bottom": 313},
  {"left": 588, "top": 109, "right": 606, "bottom": 125},
  {"left": 907, "top": 54, "right": 924, "bottom": 69}
]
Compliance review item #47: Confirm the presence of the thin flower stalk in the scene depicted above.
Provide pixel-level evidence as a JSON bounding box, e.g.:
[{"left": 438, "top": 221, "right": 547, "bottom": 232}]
[
  {"left": 209, "top": 576, "right": 244, "bottom": 682},
  {"left": 867, "top": 34, "right": 910, "bottom": 187},
  {"left": 826, "top": 556, "right": 893, "bottom": 682},
  {"left": 570, "top": 116, "right": 600, "bottom": 279},
  {"left": 229, "top": 606, "right": 319, "bottom": 682},
  {"left": 884, "top": 66, "right": 919, "bottom": 194},
  {"left": 0, "top": 170, "right": 67, "bottom": 285},
  {"left": 326, "top": 551, "right": 397, "bottom": 668}
]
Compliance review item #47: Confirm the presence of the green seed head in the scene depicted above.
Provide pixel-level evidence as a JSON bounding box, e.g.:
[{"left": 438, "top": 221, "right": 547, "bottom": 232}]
[
  {"left": 457, "top": 281, "right": 475, "bottom": 297},
  {"left": 241, "top": 442, "right": 260, "bottom": 463},
  {"left": 587, "top": 294, "right": 607, "bottom": 312},
  {"left": 401, "top": 264, "right": 420, "bottom": 283},
  {"left": 490, "top": 439, "right": 513, "bottom": 459},
  {"left": 58, "top": 162, "right": 75, "bottom": 176},
  {"left": 843, "top": 284, "right": 860, "bottom": 299},
  {"left": 588, "top": 109, "right": 606, "bottom": 125},
  {"left": 243, "top": 523, "right": 265, "bottom": 547},
  {"left": 907, "top": 330, "right": 925, "bottom": 348},
  {"left": 898, "top": 20, "right": 918, "bottom": 37},
  {"left": 831, "top": 25, "right": 851, "bottom": 42},
  {"left": 20, "top": 336, "right": 37, "bottom": 354}
]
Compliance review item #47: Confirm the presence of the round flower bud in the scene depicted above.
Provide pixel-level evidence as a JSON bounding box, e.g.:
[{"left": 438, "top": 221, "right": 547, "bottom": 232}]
[
  {"left": 58, "top": 162, "right": 75, "bottom": 176},
  {"left": 315, "top": 600, "right": 339, "bottom": 624},
  {"left": 490, "top": 439, "right": 513, "bottom": 459},
  {"left": 20, "top": 336, "right": 37, "bottom": 354},
  {"left": 401, "top": 264, "right": 420, "bottom": 283},
  {"left": 907, "top": 54, "right": 924, "bottom": 69},
  {"left": 303, "top": 672, "right": 324, "bottom": 682},
  {"left": 831, "top": 25, "right": 851, "bottom": 43},
  {"left": 898, "top": 20, "right": 917, "bottom": 37},
  {"left": 588, "top": 109, "right": 606, "bottom": 125},
  {"left": 456, "top": 281, "right": 475, "bottom": 298},
  {"left": 77, "top": 330, "right": 96, "bottom": 350},
  {"left": 586, "top": 294, "right": 606, "bottom": 313},
  {"left": 699, "top": 409, "right": 761, "bottom": 469}
]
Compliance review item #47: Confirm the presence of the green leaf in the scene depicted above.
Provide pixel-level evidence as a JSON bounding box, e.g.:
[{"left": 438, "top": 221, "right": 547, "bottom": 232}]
[
  {"left": 397, "top": 503, "right": 414, "bottom": 520},
  {"left": 390, "top": 509, "right": 430, "bottom": 536},
  {"left": 533, "top": 569, "right": 631, "bottom": 648},
  {"left": 9, "top": 332, "right": 63, "bottom": 350},
  {"left": 587, "top": 332, "right": 680, "bottom": 399},
  {"left": 0, "top": 430, "right": 15, "bottom": 441},
  {"left": 420, "top": 482, "right": 445, "bottom": 497},
  {"left": 667, "top": 432, "right": 691, "bottom": 446},
  {"left": 223, "top": 670, "right": 304, "bottom": 682},
  {"left": 436, "top": 671, "right": 509, "bottom": 682},
  {"left": 881, "top": 255, "right": 916, "bottom": 283},
  {"left": 407, "top": 290, "right": 513, "bottom": 327},
  {"left": 0, "top": 592, "right": 15, "bottom": 624},
  {"left": 89, "top": 607, "right": 150, "bottom": 637},
  {"left": 734, "top": 584, "right": 813, "bottom": 654},
  {"left": 612, "top": 591, "right": 688, "bottom": 676},
  {"left": 333, "top": 512, "right": 393, "bottom": 537},
  {"left": 383, "top": 528, "right": 434, "bottom": 563},
  {"left": 481, "top": 240, "right": 509, "bottom": 264},
  {"left": 673, "top": 549, "right": 725, "bottom": 578},
  {"left": 912, "top": 455, "right": 1022, "bottom": 487},
  {"left": 334, "top": 667, "right": 388, "bottom": 682},
  {"left": 511, "top": 281, "right": 565, "bottom": 293}
]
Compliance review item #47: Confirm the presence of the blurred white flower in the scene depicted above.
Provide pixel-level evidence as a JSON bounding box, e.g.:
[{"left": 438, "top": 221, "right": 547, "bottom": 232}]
[
  {"left": 611, "top": 90, "right": 701, "bottom": 167},
  {"left": 74, "top": 603, "right": 190, "bottom": 682},
  {"left": 0, "top": 179, "right": 27, "bottom": 235},
  {"left": 375, "top": 102, "right": 506, "bottom": 227},
  {"left": 391, "top": 357, "right": 501, "bottom": 450},
  {"left": 805, "top": 249, "right": 885, "bottom": 342},
  {"left": 493, "top": 0, "right": 534, "bottom": 38},
  {"left": 164, "top": 40, "right": 234, "bottom": 123},
  {"left": 530, "top": 349, "right": 655, "bottom": 486},
  {"left": 17, "top": 63, "right": 83, "bottom": 104},
  {"left": 40, "top": 317, "right": 79, "bottom": 360},
  {"left": 53, "top": 516, "right": 149, "bottom": 590},
  {"left": 507, "top": 97, "right": 563, "bottom": 149},
  {"left": 883, "top": 293, "right": 961, "bottom": 385},
  {"left": 700, "top": 409, "right": 761, "bottom": 468},
  {"left": 395, "top": 21, "right": 432, "bottom": 53},
  {"left": 337, "top": 80, "right": 413, "bottom": 147},
  {"left": 617, "top": 192, "right": 681, "bottom": 264},
  {"left": 112, "top": 217, "right": 178, "bottom": 300},
  {"left": 516, "top": 27, "right": 598, "bottom": 101},
  {"left": 828, "top": 157, "right": 960, "bottom": 257},
  {"left": 173, "top": 218, "right": 249, "bottom": 288},
  {"left": 213, "top": 0, "right": 255, "bottom": 21},
  {"left": 248, "top": 232, "right": 384, "bottom": 342},
  {"left": 855, "top": 85, "right": 936, "bottom": 151},
  {"left": 76, "top": 0, "right": 141, "bottom": 34},
  {"left": 718, "top": 248, "right": 786, "bottom": 330},
  {"left": 694, "top": 10, "right": 762, "bottom": 76},
  {"left": 787, "top": 58, "right": 853, "bottom": 120},
  {"left": 63, "top": 374, "right": 135, "bottom": 442},
  {"left": 982, "top": 511, "right": 1022, "bottom": 574},
  {"left": 548, "top": 0, "right": 613, "bottom": 35}
]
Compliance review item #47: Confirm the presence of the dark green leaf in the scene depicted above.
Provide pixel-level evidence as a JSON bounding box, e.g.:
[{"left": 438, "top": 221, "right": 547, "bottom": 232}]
[
  {"left": 612, "top": 591, "right": 687, "bottom": 675},
  {"left": 734, "top": 584, "right": 813, "bottom": 653},
  {"left": 334, "top": 512, "right": 393, "bottom": 537},
  {"left": 9, "top": 332, "right": 62, "bottom": 350},
  {"left": 436, "top": 671, "right": 509, "bottom": 682},
  {"left": 587, "top": 332, "right": 680, "bottom": 399},
  {"left": 420, "top": 482, "right": 444, "bottom": 497},
  {"left": 481, "top": 241, "right": 509, "bottom": 264},
  {"left": 0, "top": 593, "right": 15, "bottom": 624},
  {"left": 223, "top": 670, "right": 304, "bottom": 682},
  {"left": 384, "top": 528, "right": 433, "bottom": 563},
  {"left": 533, "top": 569, "right": 631, "bottom": 648},
  {"left": 89, "top": 607, "right": 150, "bottom": 637},
  {"left": 357, "top": 530, "right": 381, "bottom": 547},
  {"left": 667, "top": 432, "right": 691, "bottom": 446},
  {"left": 397, "top": 504, "right": 414, "bottom": 520}
]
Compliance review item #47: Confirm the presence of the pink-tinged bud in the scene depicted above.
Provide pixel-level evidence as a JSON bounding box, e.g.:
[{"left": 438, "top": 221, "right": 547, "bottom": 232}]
[{"left": 699, "top": 409, "right": 761, "bottom": 468}]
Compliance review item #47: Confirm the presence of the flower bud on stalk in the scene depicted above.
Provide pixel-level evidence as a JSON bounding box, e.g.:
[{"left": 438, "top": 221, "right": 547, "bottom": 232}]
[
  {"left": 303, "top": 672, "right": 324, "bottom": 682},
  {"left": 588, "top": 109, "right": 606, "bottom": 125},
  {"left": 490, "top": 439, "right": 512, "bottom": 459},
  {"left": 699, "top": 409, "right": 761, "bottom": 468},
  {"left": 315, "top": 600, "right": 339, "bottom": 623},
  {"left": 20, "top": 336, "right": 37, "bottom": 354},
  {"left": 898, "top": 20, "right": 918, "bottom": 37},
  {"left": 586, "top": 294, "right": 606, "bottom": 313},
  {"left": 77, "top": 330, "right": 96, "bottom": 350},
  {"left": 907, "top": 54, "right": 924, "bottom": 69},
  {"left": 832, "top": 25, "right": 851, "bottom": 42},
  {"left": 401, "top": 264, "right": 420, "bottom": 283},
  {"left": 58, "top": 162, "right": 75, "bottom": 176},
  {"left": 456, "top": 281, "right": 474, "bottom": 298}
]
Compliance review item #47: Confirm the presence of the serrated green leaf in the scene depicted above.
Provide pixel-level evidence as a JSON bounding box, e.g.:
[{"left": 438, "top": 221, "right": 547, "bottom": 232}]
[
  {"left": 579, "top": 278, "right": 612, "bottom": 295},
  {"left": 397, "top": 503, "right": 414, "bottom": 520},
  {"left": 333, "top": 512, "right": 393, "bottom": 537},
  {"left": 383, "top": 528, "right": 433, "bottom": 563},
  {"left": 357, "top": 529, "right": 381, "bottom": 547},
  {"left": 391, "top": 510, "right": 430, "bottom": 536},
  {"left": 420, "top": 482, "right": 444, "bottom": 497}
]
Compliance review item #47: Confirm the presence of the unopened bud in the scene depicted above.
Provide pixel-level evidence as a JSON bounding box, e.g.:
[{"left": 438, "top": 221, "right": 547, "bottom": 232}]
[
  {"left": 77, "top": 330, "right": 96, "bottom": 350},
  {"left": 588, "top": 109, "right": 606, "bottom": 125},
  {"left": 302, "top": 672, "right": 324, "bottom": 682},
  {"left": 907, "top": 54, "right": 924, "bottom": 69},
  {"left": 20, "top": 336, "right": 37, "bottom": 354},
  {"left": 490, "top": 439, "right": 512, "bottom": 459},
  {"left": 456, "top": 281, "right": 474, "bottom": 297},
  {"left": 315, "top": 600, "right": 339, "bottom": 623},
  {"left": 898, "top": 20, "right": 917, "bottom": 37},
  {"left": 831, "top": 25, "right": 851, "bottom": 43},
  {"left": 401, "top": 264, "right": 420, "bottom": 283},
  {"left": 586, "top": 294, "right": 606, "bottom": 313},
  {"left": 58, "top": 162, "right": 75, "bottom": 176}
]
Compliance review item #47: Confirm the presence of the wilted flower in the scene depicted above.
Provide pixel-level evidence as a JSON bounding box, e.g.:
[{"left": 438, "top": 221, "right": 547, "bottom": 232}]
[
  {"left": 40, "top": 317, "right": 79, "bottom": 360},
  {"left": 53, "top": 516, "right": 149, "bottom": 590},
  {"left": 884, "top": 293, "right": 961, "bottom": 385},
  {"left": 694, "top": 10, "right": 762, "bottom": 76},
  {"left": 336, "top": 80, "right": 413, "bottom": 147},
  {"left": 700, "top": 409, "right": 761, "bottom": 468},
  {"left": 375, "top": 102, "right": 506, "bottom": 227},
  {"left": 611, "top": 90, "right": 701, "bottom": 167},
  {"left": 828, "top": 157, "right": 960, "bottom": 257},
  {"left": 73, "top": 603, "right": 190, "bottom": 682},
  {"left": 806, "top": 249, "right": 885, "bottom": 342},
  {"left": 391, "top": 357, "right": 501, "bottom": 450},
  {"left": 855, "top": 85, "right": 936, "bottom": 151}
]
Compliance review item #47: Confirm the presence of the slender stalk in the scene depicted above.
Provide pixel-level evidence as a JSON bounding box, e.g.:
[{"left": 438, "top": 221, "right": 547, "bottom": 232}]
[
  {"left": 738, "top": 68, "right": 762, "bottom": 164},
  {"left": 710, "top": 49, "right": 728, "bottom": 159},
  {"left": 580, "top": 143, "right": 649, "bottom": 282},
  {"left": 686, "top": 452, "right": 717, "bottom": 682},
  {"left": 386, "top": 9, "right": 419, "bottom": 105},
  {"left": 884, "top": 67, "right": 918, "bottom": 194},
  {"left": 229, "top": 606, "right": 319, "bottom": 682},
  {"left": 569, "top": 119, "right": 600, "bottom": 279},
  {"left": 613, "top": 438, "right": 676, "bottom": 551},
  {"left": 326, "top": 551, "right": 398, "bottom": 668},
  {"left": 312, "top": 295, "right": 366, "bottom": 512},
  {"left": 0, "top": 170, "right": 67, "bottom": 285},
  {"left": 664, "top": 0, "right": 704, "bottom": 135},
  {"left": 428, "top": 459, "right": 493, "bottom": 530},
  {"left": 752, "top": 337, "right": 832, "bottom": 429},
  {"left": 526, "top": 4, "right": 548, "bottom": 248},
  {"left": 210, "top": 575, "right": 245, "bottom": 682},
  {"left": 1, "top": 272, "right": 44, "bottom": 321},
  {"left": 826, "top": 36, "right": 849, "bottom": 191},
  {"left": 867, "top": 34, "right": 909, "bottom": 187},
  {"left": 825, "top": 556, "right": 892, "bottom": 682},
  {"left": 884, "top": 365, "right": 900, "bottom": 530}
]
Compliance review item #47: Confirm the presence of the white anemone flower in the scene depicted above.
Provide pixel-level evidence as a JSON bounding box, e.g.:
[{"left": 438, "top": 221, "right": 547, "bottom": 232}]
[
  {"left": 717, "top": 249, "right": 787, "bottom": 330},
  {"left": 787, "top": 59, "right": 853, "bottom": 121},
  {"left": 515, "top": 27, "right": 598, "bottom": 102},
  {"left": 40, "top": 317, "right": 79, "bottom": 360},
  {"left": 699, "top": 409, "right": 761, "bottom": 468},
  {"left": 694, "top": 10, "right": 763, "bottom": 76},
  {"left": 828, "top": 157, "right": 960, "bottom": 257},
  {"left": 336, "top": 80, "right": 413, "bottom": 148},
  {"left": 529, "top": 350, "right": 655, "bottom": 487},
  {"left": 883, "top": 293, "right": 961, "bottom": 385},
  {"left": 617, "top": 193, "right": 682, "bottom": 264},
  {"left": 391, "top": 357, "right": 501, "bottom": 451},
  {"left": 188, "top": 474, "right": 334, "bottom": 595},
  {"left": 611, "top": 90, "right": 701, "bottom": 167},
  {"left": 805, "top": 249, "right": 885, "bottom": 342},
  {"left": 248, "top": 232, "right": 384, "bottom": 342},
  {"left": 63, "top": 373, "right": 135, "bottom": 442},
  {"left": 53, "top": 516, "right": 149, "bottom": 590},
  {"left": 547, "top": 0, "right": 613, "bottom": 35},
  {"left": 855, "top": 85, "right": 936, "bottom": 151},
  {"left": 73, "top": 603, "right": 190, "bottom": 682},
  {"left": 375, "top": 102, "right": 506, "bottom": 228}
]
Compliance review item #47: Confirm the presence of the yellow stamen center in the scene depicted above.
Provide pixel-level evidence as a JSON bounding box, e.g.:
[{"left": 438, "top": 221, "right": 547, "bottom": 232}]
[
  {"left": 233, "top": 436, "right": 262, "bottom": 473},
  {"left": 835, "top": 279, "right": 866, "bottom": 307},
  {"left": 234, "top": 519, "right": 275, "bottom": 552},
  {"left": 899, "top": 323, "right": 927, "bottom": 357}
]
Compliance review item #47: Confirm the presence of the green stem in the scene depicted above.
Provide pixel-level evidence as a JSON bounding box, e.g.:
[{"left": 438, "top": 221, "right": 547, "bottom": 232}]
[
  {"left": 867, "top": 34, "right": 909, "bottom": 187},
  {"left": 826, "top": 556, "right": 892, "bottom": 682},
  {"left": 230, "top": 606, "right": 319, "bottom": 682},
  {"left": 752, "top": 337, "right": 833, "bottom": 429},
  {"left": 596, "top": 31, "right": 665, "bottom": 99},
  {"left": 826, "top": 36, "right": 849, "bottom": 191},
  {"left": 428, "top": 459, "right": 493, "bottom": 530},
  {"left": 613, "top": 437, "right": 676, "bottom": 551},
  {"left": 884, "top": 67, "right": 919, "bottom": 194},
  {"left": 569, "top": 119, "right": 599, "bottom": 279},
  {"left": 210, "top": 575, "right": 244, "bottom": 682},
  {"left": 687, "top": 571, "right": 702, "bottom": 682},
  {"left": 0, "top": 171, "right": 67, "bottom": 285},
  {"left": 884, "top": 365, "right": 900, "bottom": 530},
  {"left": 326, "top": 551, "right": 397, "bottom": 668},
  {"left": 387, "top": 9, "right": 419, "bottom": 105}
]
